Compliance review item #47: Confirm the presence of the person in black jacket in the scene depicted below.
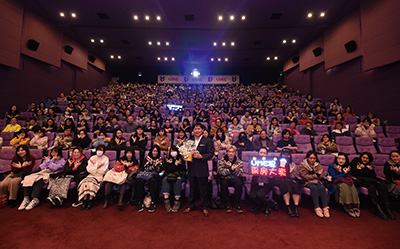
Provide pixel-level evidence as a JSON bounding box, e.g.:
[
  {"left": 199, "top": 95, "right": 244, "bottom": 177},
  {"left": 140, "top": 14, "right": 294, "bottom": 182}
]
[
  {"left": 47, "top": 147, "right": 88, "bottom": 206},
  {"left": 234, "top": 132, "right": 253, "bottom": 159},
  {"left": 384, "top": 150, "right": 400, "bottom": 198},
  {"left": 183, "top": 123, "right": 215, "bottom": 217},
  {"left": 72, "top": 130, "right": 92, "bottom": 149},
  {"left": 299, "top": 121, "right": 318, "bottom": 139},
  {"left": 107, "top": 129, "right": 126, "bottom": 160},
  {"left": 162, "top": 146, "right": 186, "bottom": 212},
  {"left": 130, "top": 125, "right": 148, "bottom": 164},
  {"left": 350, "top": 152, "right": 395, "bottom": 220},
  {"left": 92, "top": 117, "right": 107, "bottom": 137}
]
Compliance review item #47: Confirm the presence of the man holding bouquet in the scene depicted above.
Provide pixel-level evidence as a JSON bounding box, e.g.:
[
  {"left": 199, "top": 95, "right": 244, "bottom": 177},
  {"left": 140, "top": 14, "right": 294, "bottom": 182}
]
[{"left": 183, "top": 123, "right": 215, "bottom": 217}]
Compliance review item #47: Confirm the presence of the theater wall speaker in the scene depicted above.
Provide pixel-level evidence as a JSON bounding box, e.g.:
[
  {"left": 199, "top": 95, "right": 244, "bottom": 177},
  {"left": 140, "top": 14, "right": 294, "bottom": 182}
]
[
  {"left": 88, "top": 55, "right": 96, "bottom": 63},
  {"left": 27, "top": 39, "right": 40, "bottom": 51},
  {"left": 313, "top": 47, "right": 323, "bottom": 57},
  {"left": 292, "top": 55, "right": 299, "bottom": 64},
  {"left": 64, "top": 45, "right": 74, "bottom": 55},
  {"left": 344, "top": 41, "right": 357, "bottom": 53}
]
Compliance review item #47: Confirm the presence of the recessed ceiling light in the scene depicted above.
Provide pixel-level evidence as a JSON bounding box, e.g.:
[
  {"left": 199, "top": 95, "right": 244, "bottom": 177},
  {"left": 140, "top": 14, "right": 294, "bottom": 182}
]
[
  {"left": 100, "top": 39, "right": 104, "bottom": 43},
  {"left": 71, "top": 13, "right": 77, "bottom": 18},
  {"left": 283, "top": 40, "right": 287, "bottom": 44},
  {"left": 231, "top": 42, "right": 235, "bottom": 46},
  {"left": 60, "top": 12, "right": 65, "bottom": 17},
  {"left": 218, "top": 16, "right": 223, "bottom": 21},
  {"left": 171, "top": 57, "right": 175, "bottom": 61},
  {"left": 110, "top": 55, "right": 114, "bottom": 59},
  {"left": 148, "top": 41, "right": 152, "bottom": 45},
  {"left": 222, "top": 42, "right": 226, "bottom": 46},
  {"left": 117, "top": 55, "right": 121, "bottom": 59},
  {"left": 90, "top": 39, "right": 95, "bottom": 43},
  {"left": 320, "top": 12, "right": 325, "bottom": 17},
  {"left": 164, "top": 57, "right": 168, "bottom": 61},
  {"left": 157, "top": 41, "right": 161, "bottom": 46},
  {"left": 166, "top": 42, "right": 169, "bottom": 46},
  {"left": 157, "top": 57, "right": 161, "bottom": 60},
  {"left": 274, "top": 56, "right": 278, "bottom": 60},
  {"left": 307, "top": 13, "right": 313, "bottom": 18},
  {"left": 230, "top": 15, "right": 234, "bottom": 21},
  {"left": 241, "top": 15, "right": 246, "bottom": 20},
  {"left": 157, "top": 16, "right": 161, "bottom": 21},
  {"left": 133, "top": 15, "right": 138, "bottom": 20},
  {"left": 225, "top": 58, "right": 228, "bottom": 61},
  {"left": 292, "top": 39, "right": 296, "bottom": 43},
  {"left": 145, "top": 15, "right": 150, "bottom": 21},
  {"left": 266, "top": 57, "right": 271, "bottom": 61},
  {"left": 213, "top": 42, "right": 217, "bottom": 46},
  {"left": 218, "top": 58, "right": 221, "bottom": 61},
  {"left": 211, "top": 58, "right": 214, "bottom": 61}
]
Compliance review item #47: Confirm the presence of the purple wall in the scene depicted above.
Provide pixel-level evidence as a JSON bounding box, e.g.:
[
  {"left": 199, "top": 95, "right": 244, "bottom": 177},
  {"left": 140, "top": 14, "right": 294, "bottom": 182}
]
[
  {"left": 285, "top": 58, "right": 400, "bottom": 125},
  {"left": 0, "top": 55, "right": 109, "bottom": 117}
]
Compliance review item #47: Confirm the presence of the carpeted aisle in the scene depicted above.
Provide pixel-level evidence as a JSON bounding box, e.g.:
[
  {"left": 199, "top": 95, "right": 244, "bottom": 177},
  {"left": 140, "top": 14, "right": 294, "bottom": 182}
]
[{"left": 0, "top": 200, "right": 399, "bottom": 249}]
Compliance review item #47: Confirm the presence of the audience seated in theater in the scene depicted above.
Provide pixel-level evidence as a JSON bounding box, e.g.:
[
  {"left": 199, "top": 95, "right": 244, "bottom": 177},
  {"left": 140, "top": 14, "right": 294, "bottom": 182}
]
[
  {"left": 367, "top": 111, "right": 381, "bottom": 126},
  {"left": 355, "top": 118, "right": 376, "bottom": 139},
  {"left": 246, "top": 117, "right": 262, "bottom": 139},
  {"left": 57, "top": 92, "right": 67, "bottom": 101},
  {"left": 266, "top": 117, "right": 282, "bottom": 140},
  {"left": 181, "top": 110, "right": 193, "bottom": 125},
  {"left": 78, "top": 145, "right": 109, "bottom": 210},
  {"left": 317, "top": 134, "right": 338, "bottom": 155},
  {"left": 333, "top": 113, "right": 347, "bottom": 127},
  {"left": 331, "top": 98, "right": 343, "bottom": 113},
  {"left": 92, "top": 131, "right": 110, "bottom": 149},
  {"left": 49, "top": 101, "right": 62, "bottom": 114},
  {"left": 122, "top": 109, "right": 131, "bottom": 122},
  {"left": 305, "top": 94, "right": 313, "bottom": 107},
  {"left": 253, "top": 130, "right": 276, "bottom": 152},
  {"left": 258, "top": 109, "right": 269, "bottom": 125},
  {"left": 300, "top": 121, "right": 317, "bottom": 139},
  {"left": 328, "top": 104, "right": 341, "bottom": 117},
  {"left": 228, "top": 117, "right": 244, "bottom": 138},
  {"left": 210, "top": 118, "right": 227, "bottom": 137},
  {"left": 196, "top": 110, "right": 209, "bottom": 123},
  {"left": 162, "top": 119, "right": 175, "bottom": 136},
  {"left": 276, "top": 129, "right": 298, "bottom": 153},
  {"left": 313, "top": 100, "right": 327, "bottom": 114},
  {"left": 2, "top": 117, "right": 22, "bottom": 133},
  {"left": 240, "top": 111, "right": 252, "bottom": 127},
  {"left": 299, "top": 151, "right": 330, "bottom": 218},
  {"left": 147, "top": 119, "right": 159, "bottom": 139},
  {"left": 153, "top": 128, "right": 170, "bottom": 154},
  {"left": 350, "top": 152, "right": 395, "bottom": 220},
  {"left": 217, "top": 145, "right": 244, "bottom": 213},
  {"left": 234, "top": 132, "right": 254, "bottom": 159},
  {"left": 384, "top": 150, "right": 400, "bottom": 199},
  {"left": 19, "top": 147, "right": 65, "bottom": 211},
  {"left": 46, "top": 108, "right": 59, "bottom": 123},
  {"left": 328, "top": 153, "right": 360, "bottom": 218},
  {"left": 50, "top": 128, "right": 73, "bottom": 150},
  {"left": 30, "top": 128, "right": 48, "bottom": 149},
  {"left": 72, "top": 130, "right": 92, "bottom": 149},
  {"left": 162, "top": 146, "right": 186, "bottom": 213},
  {"left": 47, "top": 147, "right": 88, "bottom": 207},
  {"left": 277, "top": 148, "right": 301, "bottom": 218},
  {"left": 106, "top": 116, "right": 121, "bottom": 133},
  {"left": 168, "top": 110, "right": 180, "bottom": 127},
  {"left": 288, "top": 121, "right": 300, "bottom": 136},
  {"left": 91, "top": 102, "right": 103, "bottom": 114},
  {"left": 10, "top": 129, "right": 30, "bottom": 149},
  {"left": 343, "top": 106, "right": 357, "bottom": 118},
  {"left": 151, "top": 109, "right": 163, "bottom": 125},
  {"left": 203, "top": 129, "right": 210, "bottom": 139},
  {"left": 107, "top": 129, "right": 127, "bottom": 159},
  {"left": 211, "top": 111, "right": 223, "bottom": 124},
  {"left": 173, "top": 129, "right": 188, "bottom": 147},
  {"left": 331, "top": 122, "right": 351, "bottom": 138},
  {"left": 6, "top": 105, "right": 20, "bottom": 123},
  {"left": 304, "top": 106, "right": 314, "bottom": 119},
  {"left": 123, "top": 116, "right": 138, "bottom": 134},
  {"left": 313, "top": 111, "right": 328, "bottom": 125},
  {"left": 213, "top": 128, "right": 231, "bottom": 157},
  {"left": 298, "top": 113, "right": 312, "bottom": 126},
  {"left": 283, "top": 111, "right": 298, "bottom": 124},
  {"left": 136, "top": 145, "right": 163, "bottom": 213},
  {"left": 144, "top": 103, "right": 153, "bottom": 115},
  {"left": 42, "top": 118, "right": 57, "bottom": 133},
  {"left": 0, "top": 145, "right": 35, "bottom": 208},
  {"left": 27, "top": 102, "right": 37, "bottom": 114},
  {"left": 78, "top": 109, "right": 91, "bottom": 123}
]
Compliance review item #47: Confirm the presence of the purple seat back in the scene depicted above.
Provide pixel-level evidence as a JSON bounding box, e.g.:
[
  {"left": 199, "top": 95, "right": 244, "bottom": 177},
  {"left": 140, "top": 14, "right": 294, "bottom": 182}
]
[
  {"left": 377, "top": 138, "right": 397, "bottom": 154},
  {"left": 386, "top": 126, "right": 400, "bottom": 139},
  {"left": 292, "top": 153, "right": 305, "bottom": 166},
  {"left": 375, "top": 126, "right": 385, "bottom": 138},
  {"left": 336, "top": 136, "right": 356, "bottom": 154},
  {"left": 313, "top": 125, "right": 329, "bottom": 135},
  {"left": 355, "top": 137, "right": 377, "bottom": 154}
]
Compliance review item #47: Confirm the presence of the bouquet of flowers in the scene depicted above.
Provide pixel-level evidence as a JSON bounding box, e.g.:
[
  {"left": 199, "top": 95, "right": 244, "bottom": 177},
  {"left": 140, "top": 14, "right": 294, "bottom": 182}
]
[{"left": 178, "top": 140, "right": 197, "bottom": 161}]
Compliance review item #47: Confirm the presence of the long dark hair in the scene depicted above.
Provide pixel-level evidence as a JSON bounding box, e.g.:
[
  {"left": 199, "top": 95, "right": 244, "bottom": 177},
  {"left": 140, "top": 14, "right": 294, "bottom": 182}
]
[
  {"left": 215, "top": 128, "right": 226, "bottom": 142},
  {"left": 305, "top": 151, "right": 320, "bottom": 163},
  {"left": 12, "top": 145, "right": 32, "bottom": 163},
  {"left": 168, "top": 146, "right": 183, "bottom": 160},
  {"left": 334, "top": 152, "right": 349, "bottom": 167},
  {"left": 149, "top": 144, "right": 161, "bottom": 159},
  {"left": 359, "top": 152, "right": 373, "bottom": 164}
]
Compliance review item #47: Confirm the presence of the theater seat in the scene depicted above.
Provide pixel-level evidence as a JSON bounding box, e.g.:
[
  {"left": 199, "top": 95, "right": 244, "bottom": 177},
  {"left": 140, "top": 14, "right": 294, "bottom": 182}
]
[
  {"left": 336, "top": 137, "right": 356, "bottom": 154},
  {"left": 377, "top": 138, "right": 398, "bottom": 154}
]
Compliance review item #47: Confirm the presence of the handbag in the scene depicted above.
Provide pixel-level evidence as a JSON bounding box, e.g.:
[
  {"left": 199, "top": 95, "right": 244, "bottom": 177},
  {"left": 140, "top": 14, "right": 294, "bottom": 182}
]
[{"left": 136, "top": 171, "right": 154, "bottom": 181}]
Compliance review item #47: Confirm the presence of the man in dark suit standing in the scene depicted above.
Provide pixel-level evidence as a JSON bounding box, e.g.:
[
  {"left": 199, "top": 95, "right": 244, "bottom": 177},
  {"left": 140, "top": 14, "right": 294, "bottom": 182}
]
[{"left": 183, "top": 123, "right": 214, "bottom": 217}]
